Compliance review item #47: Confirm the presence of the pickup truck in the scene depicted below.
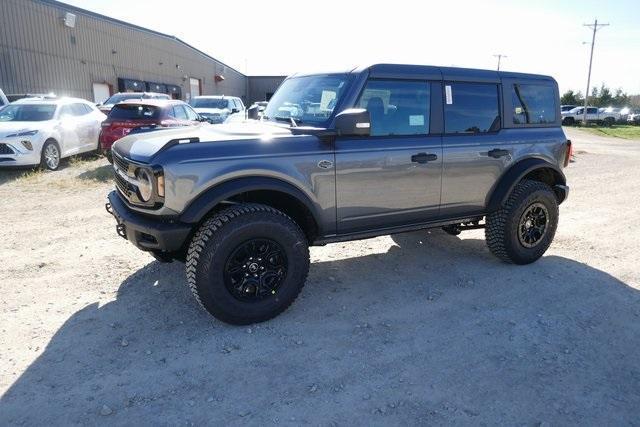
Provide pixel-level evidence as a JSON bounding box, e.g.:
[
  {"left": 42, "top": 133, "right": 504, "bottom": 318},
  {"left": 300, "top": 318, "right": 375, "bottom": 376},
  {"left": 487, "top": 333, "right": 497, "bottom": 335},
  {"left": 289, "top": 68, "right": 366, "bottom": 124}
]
[{"left": 561, "top": 106, "right": 619, "bottom": 126}]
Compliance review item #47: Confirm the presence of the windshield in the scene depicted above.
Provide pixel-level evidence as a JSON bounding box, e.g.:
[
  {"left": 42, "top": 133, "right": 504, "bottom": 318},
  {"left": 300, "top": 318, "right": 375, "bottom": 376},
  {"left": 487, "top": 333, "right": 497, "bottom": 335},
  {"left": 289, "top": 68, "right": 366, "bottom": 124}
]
[
  {"left": 104, "top": 93, "right": 145, "bottom": 105},
  {"left": 190, "top": 98, "right": 229, "bottom": 109},
  {"left": 263, "top": 74, "right": 350, "bottom": 126},
  {"left": 0, "top": 104, "right": 57, "bottom": 122}
]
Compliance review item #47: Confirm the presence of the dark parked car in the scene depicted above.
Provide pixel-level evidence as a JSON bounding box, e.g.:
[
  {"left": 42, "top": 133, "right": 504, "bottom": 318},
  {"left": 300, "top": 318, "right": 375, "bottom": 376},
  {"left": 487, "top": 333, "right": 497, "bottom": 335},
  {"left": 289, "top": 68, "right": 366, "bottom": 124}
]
[
  {"left": 97, "top": 92, "right": 170, "bottom": 114},
  {"left": 106, "top": 63, "right": 571, "bottom": 325},
  {"left": 99, "top": 99, "right": 203, "bottom": 161}
]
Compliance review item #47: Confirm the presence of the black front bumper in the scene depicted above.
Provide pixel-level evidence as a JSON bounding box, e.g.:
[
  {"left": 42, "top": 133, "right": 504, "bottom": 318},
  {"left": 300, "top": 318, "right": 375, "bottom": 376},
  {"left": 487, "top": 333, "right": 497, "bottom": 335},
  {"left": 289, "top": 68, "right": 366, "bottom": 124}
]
[{"left": 106, "top": 191, "right": 192, "bottom": 252}]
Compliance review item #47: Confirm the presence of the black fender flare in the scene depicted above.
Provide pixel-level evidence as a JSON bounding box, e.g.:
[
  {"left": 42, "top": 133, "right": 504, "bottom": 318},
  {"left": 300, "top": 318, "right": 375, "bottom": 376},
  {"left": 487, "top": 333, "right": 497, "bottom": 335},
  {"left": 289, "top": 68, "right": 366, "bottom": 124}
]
[
  {"left": 486, "top": 158, "right": 567, "bottom": 211},
  {"left": 179, "top": 176, "right": 322, "bottom": 228}
]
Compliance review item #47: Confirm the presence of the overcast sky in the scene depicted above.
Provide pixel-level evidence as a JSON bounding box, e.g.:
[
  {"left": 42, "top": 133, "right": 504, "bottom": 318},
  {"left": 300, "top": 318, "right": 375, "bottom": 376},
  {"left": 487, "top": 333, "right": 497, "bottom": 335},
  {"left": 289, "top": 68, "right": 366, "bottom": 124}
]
[{"left": 63, "top": 0, "right": 640, "bottom": 94}]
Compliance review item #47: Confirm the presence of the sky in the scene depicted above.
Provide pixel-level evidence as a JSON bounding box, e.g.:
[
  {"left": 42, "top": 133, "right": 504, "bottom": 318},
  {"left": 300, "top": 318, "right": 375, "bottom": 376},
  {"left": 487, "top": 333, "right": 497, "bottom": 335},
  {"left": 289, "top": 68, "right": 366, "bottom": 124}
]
[{"left": 62, "top": 0, "right": 640, "bottom": 94}]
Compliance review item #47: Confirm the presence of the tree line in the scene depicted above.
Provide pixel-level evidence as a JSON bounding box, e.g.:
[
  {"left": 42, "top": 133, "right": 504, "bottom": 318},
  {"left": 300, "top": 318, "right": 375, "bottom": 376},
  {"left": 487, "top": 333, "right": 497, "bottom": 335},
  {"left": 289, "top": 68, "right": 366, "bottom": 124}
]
[{"left": 560, "top": 83, "right": 639, "bottom": 108}]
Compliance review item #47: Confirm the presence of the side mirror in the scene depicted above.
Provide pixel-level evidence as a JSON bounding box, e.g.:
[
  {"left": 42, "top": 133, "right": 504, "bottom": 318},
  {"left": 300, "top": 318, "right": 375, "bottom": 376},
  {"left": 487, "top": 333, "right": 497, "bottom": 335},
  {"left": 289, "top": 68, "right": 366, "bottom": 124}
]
[
  {"left": 231, "top": 108, "right": 240, "bottom": 114},
  {"left": 247, "top": 105, "right": 260, "bottom": 120},
  {"left": 334, "top": 108, "right": 370, "bottom": 136}
]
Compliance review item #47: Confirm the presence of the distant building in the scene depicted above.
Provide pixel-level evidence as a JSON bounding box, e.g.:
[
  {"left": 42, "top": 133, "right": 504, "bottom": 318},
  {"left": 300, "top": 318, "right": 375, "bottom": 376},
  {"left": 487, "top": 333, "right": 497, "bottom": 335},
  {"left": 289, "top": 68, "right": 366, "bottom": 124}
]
[{"left": 0, "top": 0, "right": 285, "bottom": 104}]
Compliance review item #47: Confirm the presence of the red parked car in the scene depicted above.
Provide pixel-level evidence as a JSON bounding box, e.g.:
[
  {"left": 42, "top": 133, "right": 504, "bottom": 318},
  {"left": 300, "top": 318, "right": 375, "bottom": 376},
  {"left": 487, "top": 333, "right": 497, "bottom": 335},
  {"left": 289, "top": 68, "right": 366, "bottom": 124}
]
[{"left": 99, "top": 99, "right": 204, "bottom": 162}]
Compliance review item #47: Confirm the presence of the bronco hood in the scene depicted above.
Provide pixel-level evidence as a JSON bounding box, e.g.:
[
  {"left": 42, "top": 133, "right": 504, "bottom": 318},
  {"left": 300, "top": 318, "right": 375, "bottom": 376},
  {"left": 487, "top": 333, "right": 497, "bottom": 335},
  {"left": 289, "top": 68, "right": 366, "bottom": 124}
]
[{"left": 112, "top": 121, "right": 293, "bottom": 162}]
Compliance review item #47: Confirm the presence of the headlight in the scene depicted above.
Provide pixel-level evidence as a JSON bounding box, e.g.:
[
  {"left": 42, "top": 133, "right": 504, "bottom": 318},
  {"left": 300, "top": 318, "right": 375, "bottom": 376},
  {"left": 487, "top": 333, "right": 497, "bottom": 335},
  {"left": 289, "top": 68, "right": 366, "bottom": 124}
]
[
  {"left": 135, "top": 168, "right": 153, "bottom": 202},
  {"left": 7, "top": 130, "right": 38, "bottom": 138}
]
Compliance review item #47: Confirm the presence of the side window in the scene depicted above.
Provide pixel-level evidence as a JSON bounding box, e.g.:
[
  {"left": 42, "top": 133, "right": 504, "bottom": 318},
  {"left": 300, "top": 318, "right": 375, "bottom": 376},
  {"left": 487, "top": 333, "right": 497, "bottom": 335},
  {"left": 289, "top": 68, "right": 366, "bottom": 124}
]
[
  {"left": 357, "top": 80, "right": 430, "bottom": 136},
  {"left": 444, "top": 83, "right": 500, "bottom": 134},
  {"left": 172, "top": 105, "right": 188, "bottom": 120},
  {"left": 71, "top": 103, "right": 90, "bottom": 116},
  {"left": 512, "top": 84, "right": 556, "bottom": 124},
  {"left": 59, "top": 105, "right": 74, "bottom": 118},
  {"left": 587, "top": 107, "right": 598, "bottom": 114},
  {"left": 183, "top": 105, "right": 199, "bottom": 121},
  {"left": 236, "top": 98, "right": 245, "bottom": 110}
]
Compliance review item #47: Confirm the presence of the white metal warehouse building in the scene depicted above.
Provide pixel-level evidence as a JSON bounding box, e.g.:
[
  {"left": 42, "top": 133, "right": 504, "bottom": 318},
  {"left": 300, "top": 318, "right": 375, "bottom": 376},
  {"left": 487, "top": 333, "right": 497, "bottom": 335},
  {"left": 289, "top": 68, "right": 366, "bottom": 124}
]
[{"left": 0, "top": 0, "right": 284, "bottom": 104}]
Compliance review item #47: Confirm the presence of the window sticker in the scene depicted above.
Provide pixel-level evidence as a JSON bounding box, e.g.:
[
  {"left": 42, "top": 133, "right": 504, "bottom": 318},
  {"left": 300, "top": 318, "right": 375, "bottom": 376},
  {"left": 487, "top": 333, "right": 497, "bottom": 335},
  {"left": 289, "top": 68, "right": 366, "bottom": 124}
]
[
  {"left": 409, "top": 115, "right": 425, "bottom": 126},
  {"left": 515, "top": 107, "right": 523, "bottom": 114},
  {"left": 445, "top": 85, "right": 453, "bottom": 105}
]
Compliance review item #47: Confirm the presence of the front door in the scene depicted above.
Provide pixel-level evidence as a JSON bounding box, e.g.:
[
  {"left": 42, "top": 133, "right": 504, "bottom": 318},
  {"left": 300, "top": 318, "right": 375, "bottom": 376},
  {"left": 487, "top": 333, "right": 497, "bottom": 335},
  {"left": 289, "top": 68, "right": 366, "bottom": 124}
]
[{"left": 335, "top": 79, "right": 442, "bottom": 234}]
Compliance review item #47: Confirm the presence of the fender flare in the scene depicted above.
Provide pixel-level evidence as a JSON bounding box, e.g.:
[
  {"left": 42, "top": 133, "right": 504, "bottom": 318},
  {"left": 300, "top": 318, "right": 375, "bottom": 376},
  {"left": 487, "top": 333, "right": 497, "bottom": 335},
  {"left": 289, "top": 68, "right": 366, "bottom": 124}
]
[
  {"left": 179, "top": 176, "right": 322, "bottom": 227},
  {"left": 486, "top": 158, "right": 567, "bottom": 212}
]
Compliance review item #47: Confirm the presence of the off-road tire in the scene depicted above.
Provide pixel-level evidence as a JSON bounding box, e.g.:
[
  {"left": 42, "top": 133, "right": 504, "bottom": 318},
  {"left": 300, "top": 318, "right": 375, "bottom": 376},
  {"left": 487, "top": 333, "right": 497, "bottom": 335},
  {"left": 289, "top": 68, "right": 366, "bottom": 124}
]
[
  {"left": 485, "top": 180, "right": 558, "bottom": 265},
  {"left": 185, "top": 203, "right": 310, "bottom": 325}
]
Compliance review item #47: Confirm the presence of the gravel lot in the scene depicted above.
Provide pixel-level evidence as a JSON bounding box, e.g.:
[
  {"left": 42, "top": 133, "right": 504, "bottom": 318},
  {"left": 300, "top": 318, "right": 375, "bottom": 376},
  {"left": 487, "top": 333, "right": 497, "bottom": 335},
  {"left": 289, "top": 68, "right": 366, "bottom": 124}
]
[{"left": 1, "top": 128, "right": 639, "bottom": 425}]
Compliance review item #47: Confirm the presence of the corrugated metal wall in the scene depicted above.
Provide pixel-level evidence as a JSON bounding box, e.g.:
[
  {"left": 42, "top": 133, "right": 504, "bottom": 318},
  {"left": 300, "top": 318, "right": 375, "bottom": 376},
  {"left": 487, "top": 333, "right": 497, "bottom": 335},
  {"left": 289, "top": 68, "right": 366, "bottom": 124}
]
[
  {"left": 0, "top": 0, "right": 248, "bottom": 102},
  {"left": 248, "top": 76, "right": 286, "bottom": 103}
]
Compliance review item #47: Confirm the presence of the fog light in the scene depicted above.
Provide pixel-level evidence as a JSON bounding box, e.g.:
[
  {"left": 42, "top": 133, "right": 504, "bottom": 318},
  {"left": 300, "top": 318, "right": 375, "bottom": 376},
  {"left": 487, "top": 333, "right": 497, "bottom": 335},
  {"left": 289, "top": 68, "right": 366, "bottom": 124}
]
[{"left": 21, "top": 140, "right": 33, "bottom": 150}]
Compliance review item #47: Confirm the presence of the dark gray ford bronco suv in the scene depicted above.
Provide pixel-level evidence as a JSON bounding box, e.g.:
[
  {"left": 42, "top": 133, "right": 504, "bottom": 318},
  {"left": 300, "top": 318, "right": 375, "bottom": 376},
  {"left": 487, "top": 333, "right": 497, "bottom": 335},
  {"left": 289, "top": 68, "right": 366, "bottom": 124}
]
[{"left": 106, "top": 64, "right": 571, "bottom": 325}]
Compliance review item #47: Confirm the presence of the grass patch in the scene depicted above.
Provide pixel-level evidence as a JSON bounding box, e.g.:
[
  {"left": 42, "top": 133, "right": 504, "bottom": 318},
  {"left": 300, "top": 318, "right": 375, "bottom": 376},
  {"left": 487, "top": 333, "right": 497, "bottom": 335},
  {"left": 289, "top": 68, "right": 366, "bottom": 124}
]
[
  {"left": 0, "top": 168, "right": 42, "bottom": 186},
  {"left": 78, "top": 165, "right": 113, "bottom": 183},
  {"left": 576, "top": 125, "right": 640, "bottom": 140}
]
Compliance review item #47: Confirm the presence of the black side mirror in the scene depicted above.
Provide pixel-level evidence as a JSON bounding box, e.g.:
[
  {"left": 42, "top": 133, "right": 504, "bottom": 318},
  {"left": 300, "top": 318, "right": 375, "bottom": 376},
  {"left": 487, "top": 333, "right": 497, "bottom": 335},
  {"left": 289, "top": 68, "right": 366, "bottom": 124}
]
[
  {"left": 231, "top": 108, "right": 240, "bottom": 114},
  {"left": 334, "top": 108, "right": 371, "bottom": 136},
  {"left": 247, "top": 105, "right": 260, "bottom": 120}
]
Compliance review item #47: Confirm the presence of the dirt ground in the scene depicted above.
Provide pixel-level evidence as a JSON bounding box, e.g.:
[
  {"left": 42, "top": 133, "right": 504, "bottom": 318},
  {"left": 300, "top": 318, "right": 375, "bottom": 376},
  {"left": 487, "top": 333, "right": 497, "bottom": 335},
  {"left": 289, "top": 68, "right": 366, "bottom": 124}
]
[{"left": 1, "top": 128, "right": 639, "bottom": 425}]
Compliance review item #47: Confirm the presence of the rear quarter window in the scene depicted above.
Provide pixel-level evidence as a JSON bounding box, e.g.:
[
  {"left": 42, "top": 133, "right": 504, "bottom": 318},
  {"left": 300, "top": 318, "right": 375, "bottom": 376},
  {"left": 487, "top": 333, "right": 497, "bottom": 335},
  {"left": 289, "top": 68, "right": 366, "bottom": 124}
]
[
  {"left": 109, "top": 104, "right": 160, "bottom": 120},
  {"left": 512, "top": 84, "right": 557, "bottom": 124}
]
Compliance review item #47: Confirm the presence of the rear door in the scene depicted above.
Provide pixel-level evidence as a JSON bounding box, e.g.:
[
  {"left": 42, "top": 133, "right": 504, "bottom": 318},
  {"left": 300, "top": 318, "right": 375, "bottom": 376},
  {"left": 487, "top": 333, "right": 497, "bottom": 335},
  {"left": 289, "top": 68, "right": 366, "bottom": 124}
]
[
  {"left": 335, "top": 79, "right": 443, "bottom": 234},
  {"left": 57, "top": 104, "right": 81, "bottom": 155},
  {"left": 440, "top": 80, "right": 507, "bottom": 217}
]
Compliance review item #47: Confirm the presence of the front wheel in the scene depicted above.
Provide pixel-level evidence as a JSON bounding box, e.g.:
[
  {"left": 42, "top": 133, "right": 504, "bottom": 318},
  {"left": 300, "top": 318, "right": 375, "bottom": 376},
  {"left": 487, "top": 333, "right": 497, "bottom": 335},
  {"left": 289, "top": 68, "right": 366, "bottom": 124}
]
[
  {"left": 185, "top": 203, "right": 310, "bottom": 325},
  {"left": 485, "top": 180, "right": 559, "bottom": 265},
  {"left": 40, "top": 140, "right": 61, "bottom": 170}
]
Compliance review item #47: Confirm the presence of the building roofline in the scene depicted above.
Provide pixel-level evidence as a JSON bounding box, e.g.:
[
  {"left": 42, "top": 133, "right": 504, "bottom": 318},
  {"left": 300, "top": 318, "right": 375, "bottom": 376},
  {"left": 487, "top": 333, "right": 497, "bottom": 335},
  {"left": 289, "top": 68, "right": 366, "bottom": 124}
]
[{"left": 37, "top": 0, "right": 247, "bottom": 77}]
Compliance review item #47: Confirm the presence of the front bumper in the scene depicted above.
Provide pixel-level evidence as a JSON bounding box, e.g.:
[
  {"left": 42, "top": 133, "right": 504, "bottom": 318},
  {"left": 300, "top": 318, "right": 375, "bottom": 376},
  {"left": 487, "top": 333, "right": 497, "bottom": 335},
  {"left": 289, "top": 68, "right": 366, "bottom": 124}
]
[
  {"left": 0, "top": 140, "right": 41, "bottom": 167},
  {"left": 106, "top": 191, "right": 192, "bottom": 252}
]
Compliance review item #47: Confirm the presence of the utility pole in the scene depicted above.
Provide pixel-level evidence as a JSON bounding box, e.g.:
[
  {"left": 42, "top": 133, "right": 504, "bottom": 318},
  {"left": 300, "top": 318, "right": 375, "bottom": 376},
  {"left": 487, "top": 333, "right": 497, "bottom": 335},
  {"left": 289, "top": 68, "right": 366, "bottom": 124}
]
[
  {"left": 582, "top": 19, "right": 609, "bottom": 125},
  {"left": 493, "top": 54, "right": 507, "bottom": 71}
]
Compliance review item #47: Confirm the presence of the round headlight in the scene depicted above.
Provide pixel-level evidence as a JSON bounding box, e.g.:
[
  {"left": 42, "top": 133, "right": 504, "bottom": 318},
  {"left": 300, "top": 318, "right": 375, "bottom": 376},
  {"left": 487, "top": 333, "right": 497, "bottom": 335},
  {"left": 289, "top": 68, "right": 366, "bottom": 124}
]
[{"left": 135, "top": 168, "right": 153, "bottom": 202}]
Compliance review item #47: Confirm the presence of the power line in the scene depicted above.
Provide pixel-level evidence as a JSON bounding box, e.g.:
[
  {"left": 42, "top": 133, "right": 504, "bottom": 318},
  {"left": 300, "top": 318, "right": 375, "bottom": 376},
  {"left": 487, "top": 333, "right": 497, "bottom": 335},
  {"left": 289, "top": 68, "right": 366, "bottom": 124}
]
[
  {"left": 582, "top": 19, "right": 609, "bottom": 125},
  {"left": 493, "top": 54, "right": 507, "bottom": 71}
]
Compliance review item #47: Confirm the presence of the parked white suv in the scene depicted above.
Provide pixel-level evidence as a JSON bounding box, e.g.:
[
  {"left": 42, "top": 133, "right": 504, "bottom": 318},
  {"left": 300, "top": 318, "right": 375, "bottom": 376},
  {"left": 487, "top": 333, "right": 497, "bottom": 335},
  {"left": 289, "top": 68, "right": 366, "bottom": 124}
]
[
  {"left": 561, "top": 106, "right": 620, "bottom": 126},
  {"left": 189, "top": 95, "right": 245, "bottom": 124},
  {"left": 0, "top": 97, "right": 106, "bottom": 170}
]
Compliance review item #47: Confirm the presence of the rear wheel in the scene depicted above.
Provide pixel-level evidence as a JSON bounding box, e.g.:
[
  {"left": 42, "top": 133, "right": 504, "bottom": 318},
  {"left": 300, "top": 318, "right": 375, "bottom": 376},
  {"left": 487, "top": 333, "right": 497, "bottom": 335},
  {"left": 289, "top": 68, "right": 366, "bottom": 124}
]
[
  {"left": 40, "top": 140, "right": 61, "bottom": 170},
  {"left": 185, "top": 203, "right": 310, "bottom": 325},
  {"left": 485, "top": 180, "right": 558, "bottom": 264},
  {"left": 603, "top": 117, "right": 615, "bottom": 127}
]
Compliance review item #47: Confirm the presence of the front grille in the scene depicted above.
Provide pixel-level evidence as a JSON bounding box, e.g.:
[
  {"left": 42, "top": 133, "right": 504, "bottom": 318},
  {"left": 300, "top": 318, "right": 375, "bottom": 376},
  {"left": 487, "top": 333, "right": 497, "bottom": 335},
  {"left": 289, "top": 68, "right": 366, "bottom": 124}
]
[
  {"left": 113, "top": 151, "right": 129, "bottom": 173},
  {"left": 0, "top": 143, "right": 14, "bottom": 155},
  {"left": 114, "top": 170, "right": 135, "bottom": 199},
  {"left": 112, "top": 151, "right": 138, "bottom": 202}
]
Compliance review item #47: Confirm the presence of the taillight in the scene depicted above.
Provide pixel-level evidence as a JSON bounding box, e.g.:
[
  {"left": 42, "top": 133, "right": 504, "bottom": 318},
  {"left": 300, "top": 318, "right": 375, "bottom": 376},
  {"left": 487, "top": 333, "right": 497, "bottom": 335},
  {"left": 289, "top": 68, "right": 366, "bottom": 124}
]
[{"left": 564, "top": 140, "right": 572, "bottom": 167}]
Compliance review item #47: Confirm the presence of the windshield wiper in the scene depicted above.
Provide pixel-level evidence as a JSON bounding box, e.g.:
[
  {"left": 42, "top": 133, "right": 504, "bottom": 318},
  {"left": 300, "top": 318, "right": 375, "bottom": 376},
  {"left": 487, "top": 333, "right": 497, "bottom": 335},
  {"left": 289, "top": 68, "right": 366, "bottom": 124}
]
[{"left": 269, "top": 115, "right": 301, "bottom": 127}]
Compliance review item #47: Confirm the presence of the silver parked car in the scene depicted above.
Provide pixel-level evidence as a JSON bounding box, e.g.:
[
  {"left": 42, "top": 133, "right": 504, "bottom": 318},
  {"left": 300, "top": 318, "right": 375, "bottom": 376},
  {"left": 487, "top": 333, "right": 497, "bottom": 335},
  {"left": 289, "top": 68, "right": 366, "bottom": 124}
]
[
  {"left": 0, "top": 97, "right": 106, "bottom": 170},
  {"left": 189, "top": 95, "right": 245, "bottom": 124}
]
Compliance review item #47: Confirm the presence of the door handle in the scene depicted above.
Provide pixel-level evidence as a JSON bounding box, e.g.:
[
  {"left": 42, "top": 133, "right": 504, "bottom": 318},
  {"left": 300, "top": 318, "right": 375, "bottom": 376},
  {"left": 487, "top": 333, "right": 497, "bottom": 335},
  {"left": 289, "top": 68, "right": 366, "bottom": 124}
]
[
  {"left": 411, "top": 153, "right": 438, "bottom": 164},
  {"left": 488, "top": 149, "right": 510, "bottom": 158}
]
